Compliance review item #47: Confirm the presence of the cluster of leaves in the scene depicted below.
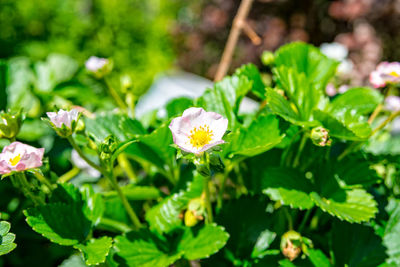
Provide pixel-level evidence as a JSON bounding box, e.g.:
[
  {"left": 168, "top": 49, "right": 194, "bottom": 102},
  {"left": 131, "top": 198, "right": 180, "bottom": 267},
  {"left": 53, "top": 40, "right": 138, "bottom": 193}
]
[{"left": 0, "top": 42, "right": 399, "bottom": 267}]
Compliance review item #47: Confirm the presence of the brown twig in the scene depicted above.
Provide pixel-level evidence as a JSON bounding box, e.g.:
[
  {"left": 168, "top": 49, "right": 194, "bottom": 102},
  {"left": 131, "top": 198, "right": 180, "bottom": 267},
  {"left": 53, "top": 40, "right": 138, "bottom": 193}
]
[
  {"left": 242, "top": 21, "right": 262, "bottom": 45},
  {"left": 214, "top": 0, "right": 255, "bottom": 81}
]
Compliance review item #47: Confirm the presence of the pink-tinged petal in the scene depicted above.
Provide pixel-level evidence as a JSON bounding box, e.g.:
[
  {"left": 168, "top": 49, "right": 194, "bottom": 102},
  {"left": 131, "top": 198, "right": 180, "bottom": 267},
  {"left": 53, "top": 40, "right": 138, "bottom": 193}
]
[
  {"left": 385, "top": 96, "right": 400, "bottom": 112},
  {"left": 47, "top": 109, "right": 79, "bottom": 129},
  {"left": 15, "top": 163, "right": 26, "bottom": 172},
  {"left": 326, "top": 84, "right": 337, "bottom": 97},
  {"left": 0, "top": 160, "right": 11, "bottom": 175},
  {"left": 198, "top": 140, "right": 225, "bottom": 153},
  {"left": 0, "top": 142, "right": 44, "bottom": 172},
  {"left": 369, "top": 71, "right": 385, "bottom": 88}
]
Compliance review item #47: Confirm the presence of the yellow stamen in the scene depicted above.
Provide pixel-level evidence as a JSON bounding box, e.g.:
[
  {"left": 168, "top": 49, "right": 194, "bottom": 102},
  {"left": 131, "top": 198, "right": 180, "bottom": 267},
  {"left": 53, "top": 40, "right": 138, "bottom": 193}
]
[
  {"left": 389, "top": 71, "right": 400, "bottom": 77},
  {"left": 189, "top": 125, "right": 213, "bottom": 149},
  {"left": 9, "top": 154, "right": 21, "bottom": 166}
]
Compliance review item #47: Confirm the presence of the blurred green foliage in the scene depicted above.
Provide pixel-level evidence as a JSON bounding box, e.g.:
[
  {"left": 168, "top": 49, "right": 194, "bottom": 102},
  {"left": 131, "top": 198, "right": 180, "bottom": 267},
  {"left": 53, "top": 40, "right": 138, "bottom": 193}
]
[{"left": 0, "top": 0, "right": 181, "bottom": 93}]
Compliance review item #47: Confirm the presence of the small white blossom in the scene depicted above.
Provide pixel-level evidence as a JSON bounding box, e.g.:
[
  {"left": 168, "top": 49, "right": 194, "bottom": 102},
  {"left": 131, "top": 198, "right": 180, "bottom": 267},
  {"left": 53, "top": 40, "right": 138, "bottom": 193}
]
[
  {"left": 370, "top": 62, "right": 400, "bottom": 88},
  {"left": 85, "top": 56, "right": 109, "bottom": 72},
  {"left": 169, "top": 107, "right": 228, "bottom": 154},
  {"left": 46, "top": 109, "right": 79, "bottom": 129},
  {"left": 0, "top": 142, "right": 44, "bottom": 174}
]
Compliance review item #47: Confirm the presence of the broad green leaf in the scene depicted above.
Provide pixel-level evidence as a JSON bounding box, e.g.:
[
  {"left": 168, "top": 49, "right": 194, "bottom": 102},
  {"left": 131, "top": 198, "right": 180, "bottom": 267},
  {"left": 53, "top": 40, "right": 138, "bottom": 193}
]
[
  {"left": 310, "top": 189, "right": 377, "bottom": 223},
  {"left": 273, "top": 66, "right": 327, "bottom": 121},
  {"left": 74, "top": 237, "right": 113, "bottom": 265},
  {"left": 24, "top": 203, "right": 92, "bottom": 245},
  {"left": 146, "top": 174, "right": 203, "bottom": 233},
  {"left": 81, "top": 184, "right": 105, "bottom": 226},
  {"left": 235, "top": 63, "right": 266, "bottom": 99},
  {"left": 274, "top": 42, "right": 339, "bottom": 91},
  {"left": 114, "top": 230, "right": 182, "bottom": 267},
  {"left": 308, "top": 249, "right": 331, "bottom": 267},
  {"left": 225, "top": 114, "right": 284, "bottom": 158},
  {"left": 59, "top": 254, "right": 87, "bottom": 267},
  {"left": 166, "top": 97, "right": 193, "bottom": 119},
  {"left": 261, "top": 167, "right": 314, "bottom": 210},
  {"left": 314, "top": 110, "right": 371, "bottom": 141},
  {"left": 334, "top": 158, "right": 380, "bottom": 188},
  {"left": 383, "top": 201, "right": 400, "bottom": 265},
  {"left": 0, "top": 221, "right": 16, "bottom": 256},
  {"left": 329, "top": 87, "right": 383, "bottom": 115},
  {"left": 178, "top": 224, "right": 229, "bottom": 260},
  {"left": 332, "top": 221, "right": 386, "bottom": 267},
  {"left": 266, "top": 89, "right": 316, "bottom": 127},
  {"left": 196, "top": 75, "right": 252, "bottom": 128}
]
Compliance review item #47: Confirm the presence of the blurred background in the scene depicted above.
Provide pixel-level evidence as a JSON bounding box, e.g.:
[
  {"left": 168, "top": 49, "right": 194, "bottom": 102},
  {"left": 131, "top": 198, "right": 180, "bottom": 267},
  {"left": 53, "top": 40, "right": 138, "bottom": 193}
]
[{"left": 1, "top": 0, "right": 400, "bottom": 266}]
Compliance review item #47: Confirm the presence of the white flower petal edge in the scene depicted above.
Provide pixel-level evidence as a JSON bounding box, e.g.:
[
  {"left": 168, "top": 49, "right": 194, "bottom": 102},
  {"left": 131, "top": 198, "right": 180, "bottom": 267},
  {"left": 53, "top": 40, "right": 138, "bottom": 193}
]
[
  {"left": 0, "top": 142, "right": 44, "bottom": 174},
  {"left": 85, "top": 56, "right": 108, "bottom": 72},
  {"left": 169, "top": 107, "right": 228, "bottom": 154},
  {"left": 46, "top": 109, "right": 79, "bottom": 129}
]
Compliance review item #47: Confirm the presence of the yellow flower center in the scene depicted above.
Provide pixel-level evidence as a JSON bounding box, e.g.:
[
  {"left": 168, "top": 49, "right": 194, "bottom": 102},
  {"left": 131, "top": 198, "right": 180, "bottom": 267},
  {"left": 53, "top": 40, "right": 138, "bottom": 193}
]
[
  {"left": 9, "top": 154, "right": 21, "bottom": 166},
  {"left": 389, "top": 71, "right": 400, "bottom": 77},
  {"left": 189, "top": 125, "right": 213, "bottom": 149}
]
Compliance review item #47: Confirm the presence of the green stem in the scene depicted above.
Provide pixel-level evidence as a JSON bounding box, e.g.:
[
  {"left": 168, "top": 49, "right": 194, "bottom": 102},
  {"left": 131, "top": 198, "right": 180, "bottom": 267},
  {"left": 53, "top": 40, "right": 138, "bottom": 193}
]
[
  {"left": 58, "top": 167, "right": 80, "bottom": 183},
  {"left": 203, "top": 175, "right": 213, "bottom": 223},
  {"left": 298, "top": 208, "right": 313, "bottom": 233},
  {"left": 217, "top": 165, "right": 233, "bottom": 212},
  {"left": 102, "top": 78, "right": 128, "bottom": 111},
  {"left": 370, "top": 110, "right": 400, "bottom": 136},
  {"left": 107, "top": 168, "right": 141, "bottom": 229},
  {"left": 117, "top": 154, "right": 138, "bottom": 183},
  {"left": 18, "top": 173, "right": 45, "bottom": 206},
  {"left": 337, "top": 142, "right": 360, "bottom": 161},
  {"left": 67, "top": 136, "right": 103, "bottom": 173},
  {"left": 32, "top": 170, "right": 53, "bottom": 191},
  {"left": 293, "top": 134, "right": 307, "bottom": 168},
  {"left": 98, "top": 217, "right": 131, "bottom": 233},
  {"left": 283, "top": 207, "right": 293, "bottom": 230}
]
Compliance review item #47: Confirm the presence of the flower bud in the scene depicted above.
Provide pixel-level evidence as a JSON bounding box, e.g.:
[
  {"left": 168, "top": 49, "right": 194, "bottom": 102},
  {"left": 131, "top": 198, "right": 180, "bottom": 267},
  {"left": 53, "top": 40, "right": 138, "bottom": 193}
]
[
  {"left": 45, "top": 109, "right": 80, "bottom": 138},
  {"left": 310, "top": 126, "right": 332, "bottom": 147},
  {"left": 261, "top": 51, "right": 275, "bottom": 66},
  {"left": 85, "top": 56, "right": 113, "bottom": 79},
  {"left": 281, "top": 230, "right": 302, "bottom": 261},
  {"left": 184, "top": 198, "right": 205, "bottom": 227},
  {"left": 100, "top": 135, "right": 119, "bottom": 162},
  {"left": 120, "top": 74, "right": 133, "bottom": 93},
  {"left": 0, "top": 110, "right": 23, "bottom": 140},
  {"left": 184, "top": 210, "right": 199, "bottom": 227}
]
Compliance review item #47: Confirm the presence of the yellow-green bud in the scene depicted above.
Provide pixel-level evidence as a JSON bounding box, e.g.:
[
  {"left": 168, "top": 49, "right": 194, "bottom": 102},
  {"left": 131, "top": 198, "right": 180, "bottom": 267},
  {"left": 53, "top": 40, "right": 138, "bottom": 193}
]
[
  {"left": 310, "top": 126, "right": 332, "bottom": 147},
  {"left": 184, "top": 198, "right": 205, "bottom": 227},
  {"left": 0, "top": 110, "right": 23, "bottom": 140},
  {"left": 261, "top": 51, "right": 275, "bottom": 66},
  {"left": 184, "top": 210, "right": 199, "bottom": 227}
]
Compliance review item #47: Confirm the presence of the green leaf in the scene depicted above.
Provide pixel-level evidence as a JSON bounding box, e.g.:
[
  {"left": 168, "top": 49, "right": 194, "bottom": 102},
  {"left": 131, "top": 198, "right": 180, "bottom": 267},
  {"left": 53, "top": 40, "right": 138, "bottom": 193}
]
[
  {"left": 274, "top": 42, "right": 339, "bottom": 91},
  {"left": 261, "top": 167, "right": 315, "bottom": 210},
  {"left": 178, "top": 224, "right": 229, "bottom": 260},
  {"left": 225, "top": 114, "right": 284, "bottom": 158},
  {"left": 334, "top": 158, "right": 380, "bottom": 188},
  {"left": 308, "top": 249, "right": 332, "bottom": 267},
  {"left": 81, "top": 184, "right": 105, "bottom": 226},
  {"left": 166, "top": 97, "right": 193, "bottom": 119},
  {"left": 114, "top": 230, "right": 182, "bottom": 267},
  {"left": 314, "top": 110, "right": 371, "bottom": 141},
  {"left": 235, "top": 63, "right": 266, "bottom": 99},
  {"left": 383, "top": 201, "right": 400, "bottom": 265},
  {"left": 329, "top": 87, "right": 383, "bottom": 115},
  {"left": 146, "top": 174, "right": 204, "bottom": 233},
  {"left": 332, "top": 221, "right": 386, "bottom": 267},
  {"left": 273, "top": 66, "right": 327, "bottom": 121},
  {"left": 266, "top": 88, "right": 316, "bottom": 127},
  {"left": 0, "top": 221, "right": 16, "bottom": 256},
  {"left": 310, "top": 189, "right": 377, "bottom": 223},
  {"left": 251, "top": 229, "right": 277, "bottom": 259},
  {"left": 74, "top": 237, "right": 113, "bottom": 265},
  {"left": 24, "top": 203, "right": 92, "bottom": 246}
]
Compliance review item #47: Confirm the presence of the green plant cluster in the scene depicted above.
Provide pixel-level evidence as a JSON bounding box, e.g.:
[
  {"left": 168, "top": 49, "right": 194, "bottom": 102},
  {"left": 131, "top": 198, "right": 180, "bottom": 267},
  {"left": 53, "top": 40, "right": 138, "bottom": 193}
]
[{"left": 0, "top": 42, "right": 399, "bottom": 267}]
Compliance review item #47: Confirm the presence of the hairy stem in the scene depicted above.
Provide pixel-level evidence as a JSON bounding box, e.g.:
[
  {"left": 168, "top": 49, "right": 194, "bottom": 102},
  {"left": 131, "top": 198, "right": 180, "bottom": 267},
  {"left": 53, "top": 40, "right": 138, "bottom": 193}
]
[
  {"left": 67, "top": 136, "right": 103, "bottom": 173},
  {"left": 293, "top": 134, "right": 307, "bottom": 168},
  {"left": 58, "top": 167, "right": 80, "bottom": 183},
  {"left": 203, "top": 175, "right": 213, "bottom": 223}
]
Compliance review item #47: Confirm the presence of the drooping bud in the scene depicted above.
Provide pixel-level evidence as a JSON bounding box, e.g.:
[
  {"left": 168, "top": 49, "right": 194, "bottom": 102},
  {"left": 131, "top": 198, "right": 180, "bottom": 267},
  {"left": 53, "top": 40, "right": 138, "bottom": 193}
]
[
  {"left": 99, "top": 135, "right": 119, "bottom": 162},
  {"left": 0, "top": 110, "right": 23, "bottom": 140},
  {"left": 85, "top": 56, "right": 113, "bottom": 79},
  {"left": 310, "top": 126, "right": 332, "bottom": 147},
  {"left": 261, "top": 51, "right": 275, "bottom": 66},
  {"left": 281, "top": 230, "right": 302, "bottom": 261}
]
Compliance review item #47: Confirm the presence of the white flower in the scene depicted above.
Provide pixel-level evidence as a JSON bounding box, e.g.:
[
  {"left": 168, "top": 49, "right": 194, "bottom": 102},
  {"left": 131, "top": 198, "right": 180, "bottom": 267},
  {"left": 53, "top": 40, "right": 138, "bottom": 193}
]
[
  {"left": 71, "top": 150, "right": 101, "bottom": 178},
  {"left": 320, "top": 42, "right": 348, "bottom": 61},
  {"left": 46, "top": 109, "right": 79, "bottom": 129},
  {"left": 169, "top": 107, "right": 228, "bottom": 154},
  {"left": 85, "top": 56, "right": 109, "bottom": 72},
  {"left": 0, "top": 142, "right": 44, "bottom": 174},
  {"left": 370, "top": 62, "right": 400, "bottom": 88},
  {"left": 385, "top": 96, "right": 400, "bottom": 112}
]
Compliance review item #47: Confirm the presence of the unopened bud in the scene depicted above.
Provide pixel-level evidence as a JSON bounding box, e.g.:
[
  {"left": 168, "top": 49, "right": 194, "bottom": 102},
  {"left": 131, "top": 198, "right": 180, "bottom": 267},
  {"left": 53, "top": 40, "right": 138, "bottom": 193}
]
[
  {"left": 184, "top": 198, "right": 205, "bottom": 227},
  {"left": 85, "top": 56, "right": 113, "bottom": 79},
  {"left": 100, "top": 135, "right": 118, "bottom": 161},
  {"left": 120, "top": 74, "right": 133, "bottom": 93},
  {"left": 0, "top": 110, "right": 23, "bottom": 140},
  {"left": 261, "top": 51, "right": 275, "bottom": 66},
  {"left": 310, "top": 126, "right": 332, "bottom": 147},
  {"left": 281, "top": 231, "right": 302, "bottom": 261}
]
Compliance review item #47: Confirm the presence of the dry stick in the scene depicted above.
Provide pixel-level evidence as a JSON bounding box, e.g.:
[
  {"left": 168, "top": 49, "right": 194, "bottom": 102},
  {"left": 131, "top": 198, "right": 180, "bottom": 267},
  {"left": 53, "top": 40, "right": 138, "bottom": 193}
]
[
  {"left": 214, "top": 0, "right": 255, "bottom": 81},
  {"left": 242, "top": 21, "right": 262, "bottom": 45}
]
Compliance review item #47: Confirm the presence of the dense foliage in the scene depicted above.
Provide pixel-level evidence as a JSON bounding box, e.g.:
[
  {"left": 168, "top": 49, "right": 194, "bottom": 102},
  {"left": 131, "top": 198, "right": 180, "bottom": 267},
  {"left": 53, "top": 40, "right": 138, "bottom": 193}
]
[{"left": 0, "top": 41, "right": 399, "bottom": 267}]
